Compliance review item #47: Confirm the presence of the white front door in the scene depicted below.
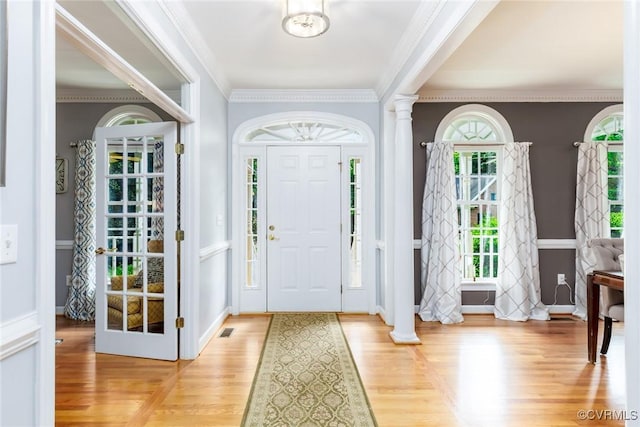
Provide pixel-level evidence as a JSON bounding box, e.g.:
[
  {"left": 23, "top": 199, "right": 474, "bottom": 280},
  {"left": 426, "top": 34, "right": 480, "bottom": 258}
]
[
  {"left": 94, "top": 122, "right": 178, "bottom": 361},
  {"left": 266, "top": 146, "right": 342, "bottom": 311}
]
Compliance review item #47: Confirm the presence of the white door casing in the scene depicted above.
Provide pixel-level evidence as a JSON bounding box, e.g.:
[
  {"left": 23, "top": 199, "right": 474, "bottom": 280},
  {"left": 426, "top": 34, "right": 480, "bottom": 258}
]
[
  {"left": 266, "top": 146, "right": 342, "bottom": 311},
  {"left": 94, "top": 122, "right": 178, "bottom": 361},
  {"left": 232, "top": 112, "right": 376, "bottom": 314}
]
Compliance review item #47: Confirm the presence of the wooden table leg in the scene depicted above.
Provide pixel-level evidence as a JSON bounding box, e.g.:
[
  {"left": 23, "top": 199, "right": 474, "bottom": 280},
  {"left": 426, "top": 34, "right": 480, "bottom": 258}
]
[{"left": 587, "top": 272, "right": 599, "bottom": 364}]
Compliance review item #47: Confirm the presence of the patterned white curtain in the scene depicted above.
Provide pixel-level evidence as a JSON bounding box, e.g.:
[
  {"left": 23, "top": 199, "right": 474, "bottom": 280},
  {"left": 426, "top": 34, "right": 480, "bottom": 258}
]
[
  {"left": 573, "top": 142, "right": 609, "bottom": 319},
  {"left": 151, "top": 141, "right": 164, "bottom": 240},
  {"left": 418, "top": 141, "right": 463, "bottom": 324},
  {"left": 495, "top": 143, "right": 549, "bottom": 321},
  {"left": 64, "top": 140, "right": 96, "bottom": 321}
]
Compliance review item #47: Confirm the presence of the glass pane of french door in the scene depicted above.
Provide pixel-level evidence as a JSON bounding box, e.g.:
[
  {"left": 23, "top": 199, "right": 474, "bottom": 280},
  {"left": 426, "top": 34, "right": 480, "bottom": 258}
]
[{"left": 104, "top": 136, "right": 165, "bottom": 333}]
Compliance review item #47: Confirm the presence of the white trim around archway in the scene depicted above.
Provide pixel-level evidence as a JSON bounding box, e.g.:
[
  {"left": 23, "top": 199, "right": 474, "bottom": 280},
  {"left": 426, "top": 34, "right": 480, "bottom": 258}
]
[
  {"left": 96, "top": 105, "right": 162, "bottom": 127},
  {"left": 434, "top": 104, "right": 514, "bottom": 143},
  {"left": 231, "top": 112, "right": 377, "bottom": 315}
]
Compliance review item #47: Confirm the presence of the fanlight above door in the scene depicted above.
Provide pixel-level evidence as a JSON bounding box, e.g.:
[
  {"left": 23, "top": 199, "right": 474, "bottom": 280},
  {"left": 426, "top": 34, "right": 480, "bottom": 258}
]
[{"left": 246, "top": 121, "right": 365, "bottom": 143}]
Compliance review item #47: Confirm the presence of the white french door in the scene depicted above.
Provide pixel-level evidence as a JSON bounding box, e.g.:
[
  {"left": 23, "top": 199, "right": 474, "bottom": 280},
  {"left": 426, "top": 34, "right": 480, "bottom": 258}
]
[
  {"left": 94, "top": 122, "right": 178, "bottom": 361},
  {"left": 266, "top": 146, "right": 342, "bottom": 311}
]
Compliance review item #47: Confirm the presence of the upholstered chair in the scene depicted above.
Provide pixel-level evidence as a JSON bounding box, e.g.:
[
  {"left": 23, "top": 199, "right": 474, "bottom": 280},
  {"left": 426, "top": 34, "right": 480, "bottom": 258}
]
[
  {"left": 107, "top": 240, "right": 165, "bottom": 331},
  {"left": 587, "top": 238, "right": 624, "bottom": 354}
]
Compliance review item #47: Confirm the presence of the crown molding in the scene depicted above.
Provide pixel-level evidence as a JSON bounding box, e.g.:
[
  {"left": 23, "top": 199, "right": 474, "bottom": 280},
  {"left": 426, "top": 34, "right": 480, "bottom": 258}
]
[
  {"left": 159, "top": 0, "right": 231, "bottom": 98},
  {"left": 56, "top": 88, "right": 181, "bottom": 103},
  {"left": 375, "top": 1, "right": 442, "bottom": 98},
  {"left": 417, "top": 89, "right": 624, "bottom": 103},
  {"left": 229, "top": 89, "right": 379, "bottom": 103}
]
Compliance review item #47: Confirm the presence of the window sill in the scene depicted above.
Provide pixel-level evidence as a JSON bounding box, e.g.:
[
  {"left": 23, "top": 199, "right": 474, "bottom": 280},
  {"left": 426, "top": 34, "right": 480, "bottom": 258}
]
[{"left": 461, "top": 281, "right": 496, "bottom": 291}]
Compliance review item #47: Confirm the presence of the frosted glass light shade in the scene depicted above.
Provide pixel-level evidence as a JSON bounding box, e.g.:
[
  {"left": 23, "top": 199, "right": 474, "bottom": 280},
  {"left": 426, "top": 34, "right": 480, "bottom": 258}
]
[{"left": 282, "top": 0, "right": 330, "bottom": 38}]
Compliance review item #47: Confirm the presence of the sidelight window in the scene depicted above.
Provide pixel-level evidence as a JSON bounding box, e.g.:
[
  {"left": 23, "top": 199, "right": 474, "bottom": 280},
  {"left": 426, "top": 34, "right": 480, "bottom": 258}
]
[{"left": 246, "top": 158, "right": 259, "bottom": 288}]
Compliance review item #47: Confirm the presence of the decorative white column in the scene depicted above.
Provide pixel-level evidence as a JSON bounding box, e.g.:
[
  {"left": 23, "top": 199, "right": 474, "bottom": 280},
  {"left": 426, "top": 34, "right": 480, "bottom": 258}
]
[
  {"left": 624, "top": 2, "right": 640, "bottom": 423},
  {"left": 390, "top": 94, "right": 421, "bottom": 344}
]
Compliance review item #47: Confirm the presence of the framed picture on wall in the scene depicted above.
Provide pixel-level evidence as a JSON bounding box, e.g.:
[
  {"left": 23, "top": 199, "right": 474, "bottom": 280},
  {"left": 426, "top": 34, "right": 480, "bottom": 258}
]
[
  {"left": 56, "top": 157, "right": 68, "bottom": 194},
  {"left": 0, "top": 0, "right": 8, "bottom": 187}
]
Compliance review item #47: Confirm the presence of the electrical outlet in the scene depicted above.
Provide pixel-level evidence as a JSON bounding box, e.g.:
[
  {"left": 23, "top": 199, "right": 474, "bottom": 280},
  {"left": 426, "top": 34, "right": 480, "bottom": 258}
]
[{"left": 557, "top": 273, "right": 566, "bottom": 285}]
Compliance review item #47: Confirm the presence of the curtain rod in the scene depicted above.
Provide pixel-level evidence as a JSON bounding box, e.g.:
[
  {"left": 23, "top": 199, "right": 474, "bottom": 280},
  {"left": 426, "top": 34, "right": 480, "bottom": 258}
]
[
  {"left": 419, "top": 141, "right": 532, "bottom": 148},
  {"left": 69, "top": 139, "right": 93, "bottom": 147},
  {"left": 572, "top": 141, "right": 623, "bottom": 147}
]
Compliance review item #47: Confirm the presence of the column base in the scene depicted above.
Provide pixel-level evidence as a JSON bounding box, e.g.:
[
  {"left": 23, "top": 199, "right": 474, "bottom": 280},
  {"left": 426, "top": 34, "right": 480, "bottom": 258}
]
[{"left": 389, "top": 330, "right": 421, "bottom": 344}]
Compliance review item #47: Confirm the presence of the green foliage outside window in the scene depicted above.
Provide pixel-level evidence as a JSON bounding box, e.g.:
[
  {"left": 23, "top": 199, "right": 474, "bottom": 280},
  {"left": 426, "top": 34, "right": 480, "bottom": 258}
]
[
  {"left": 470, "top": 215, "right": 499, "bottom": 278},
  {"left": 592, "top": 130, "right": 624, "bottom": 237},
  {"left": 107, "top": 264, "right": 136, "bottom": 277}
]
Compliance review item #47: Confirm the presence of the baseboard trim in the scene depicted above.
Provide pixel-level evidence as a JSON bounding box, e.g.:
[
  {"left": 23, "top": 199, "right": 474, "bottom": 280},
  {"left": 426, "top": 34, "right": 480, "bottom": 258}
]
[
  {"left": 548, "top": 305, "right": 576, "bottom": 314},
  {"left": 413, "top": 304, "right": 577, "bottom": 315},
  {"left": 376, "top": 305, "right": 392, "bottom": 325},
  {"left": 0, "top": 311, "right": 41, "bottom": 361},
  {"left": 461, "top": 305, "right": 494, "bottom": 314},
  {"left": 198, "top": 307, "right": 230, "bottom": 353},
  {"left": 56, "top": 306, "right": 65, "bottom": 315}
]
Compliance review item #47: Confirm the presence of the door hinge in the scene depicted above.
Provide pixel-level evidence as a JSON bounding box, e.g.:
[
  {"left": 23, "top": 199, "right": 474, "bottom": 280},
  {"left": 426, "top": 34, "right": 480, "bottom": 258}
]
[
  {"left": 175, "top": 317, "right": 185, "bottom": 329},
  {"left": 175, "top": 230, "right": 185, "bottom": 241},
  {"left": 175, "top": 143, "right": 185, "bottom": 154},
  {"left": 340, "top": 223, "right": 343, "bottom": 233},
  {"left": 338, "top": 161, "right": 343, "bottom": 171}
]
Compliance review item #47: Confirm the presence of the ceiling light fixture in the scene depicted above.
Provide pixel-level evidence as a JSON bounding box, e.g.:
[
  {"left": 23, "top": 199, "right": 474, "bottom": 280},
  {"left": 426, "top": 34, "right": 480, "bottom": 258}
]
[{"left": 282, "top": 0, "right": 330, "bottom": 38}]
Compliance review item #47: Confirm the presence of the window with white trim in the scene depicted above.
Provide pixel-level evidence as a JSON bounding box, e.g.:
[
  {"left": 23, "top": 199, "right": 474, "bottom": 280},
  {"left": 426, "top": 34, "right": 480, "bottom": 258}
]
[
  {"left": 437, "top": 105, "right": 514, "bottom": 281},
  {"left": 246, "top": 157, "right": 259, "bottom": 288},
  {"left": 348, "top": 157, "right": 362, "bottom": 288},
  {"left": 587, "top": 105, "right": 624, "bottom": 237}
]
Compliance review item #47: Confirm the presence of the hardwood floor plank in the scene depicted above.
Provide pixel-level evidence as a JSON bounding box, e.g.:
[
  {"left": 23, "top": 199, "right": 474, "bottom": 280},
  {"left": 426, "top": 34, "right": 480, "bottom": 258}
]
[{"left": 56, "top": 314, "right": 625, "bottom": 426}]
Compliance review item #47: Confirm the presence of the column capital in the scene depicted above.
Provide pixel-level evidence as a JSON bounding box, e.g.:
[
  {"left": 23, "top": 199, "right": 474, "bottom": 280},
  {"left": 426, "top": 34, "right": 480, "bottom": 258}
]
[{"left": 393, "top": 94, "right": 419, "bottom": 118}]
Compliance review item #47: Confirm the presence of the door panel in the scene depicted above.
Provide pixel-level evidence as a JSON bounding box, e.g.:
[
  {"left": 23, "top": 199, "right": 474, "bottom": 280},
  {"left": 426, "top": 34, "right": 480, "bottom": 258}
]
[
  {"left": 266, "top": 146, "right": 341, "bottom": 311},
  {"left": 95, "top": 122, "right": 178, "bottom": 361}
]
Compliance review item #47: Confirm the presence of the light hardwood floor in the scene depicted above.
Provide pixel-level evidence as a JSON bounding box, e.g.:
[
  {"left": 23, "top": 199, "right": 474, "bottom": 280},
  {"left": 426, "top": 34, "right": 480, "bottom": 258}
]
[{"left": 55, "top": 314, "right": 626, "bottom": 426}]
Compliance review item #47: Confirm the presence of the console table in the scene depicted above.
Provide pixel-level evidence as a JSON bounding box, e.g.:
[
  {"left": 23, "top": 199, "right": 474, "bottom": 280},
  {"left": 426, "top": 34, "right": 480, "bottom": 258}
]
[{"left": 587, "top": 270, "right": 624, "bottom": 363}]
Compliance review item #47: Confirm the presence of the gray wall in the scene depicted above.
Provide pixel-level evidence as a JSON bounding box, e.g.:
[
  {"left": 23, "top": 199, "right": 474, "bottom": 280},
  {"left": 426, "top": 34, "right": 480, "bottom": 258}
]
[
  {"left": 411, "top": 102, "right": 618, "bottom": 305},
  {"left": 55, "top": 102, "right": 173, "bottom": 308}
]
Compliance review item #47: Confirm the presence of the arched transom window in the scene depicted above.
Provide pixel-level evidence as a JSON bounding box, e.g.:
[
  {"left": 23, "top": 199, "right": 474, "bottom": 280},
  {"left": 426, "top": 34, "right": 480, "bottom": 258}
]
[
  {"left": 436, "top": 105, "right": 513, "bottom": 282},
  {"left": 246, "top": 121, "right": 364, "bottom": 143}
]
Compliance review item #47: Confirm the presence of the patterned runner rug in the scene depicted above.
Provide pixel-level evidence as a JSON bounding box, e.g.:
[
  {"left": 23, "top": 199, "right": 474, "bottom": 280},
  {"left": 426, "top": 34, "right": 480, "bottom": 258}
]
[{"left": 242, "top": 313, "right": 377, "bottom": 427}]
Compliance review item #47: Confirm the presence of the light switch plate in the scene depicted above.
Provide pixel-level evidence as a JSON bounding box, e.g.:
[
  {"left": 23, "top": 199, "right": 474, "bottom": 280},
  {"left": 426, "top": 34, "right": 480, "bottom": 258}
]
[{"left": 0, "top": 225, "right": 18, "bottom": 265}]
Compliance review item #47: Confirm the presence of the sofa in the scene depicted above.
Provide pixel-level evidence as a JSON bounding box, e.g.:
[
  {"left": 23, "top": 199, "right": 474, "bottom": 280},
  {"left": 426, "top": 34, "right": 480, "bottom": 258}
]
[
  {"left": 107, "top": 239, "right": 165, "bottom": 331},
  {"left": 588, "top": 238, "right": 624, "bottom": 354}
]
